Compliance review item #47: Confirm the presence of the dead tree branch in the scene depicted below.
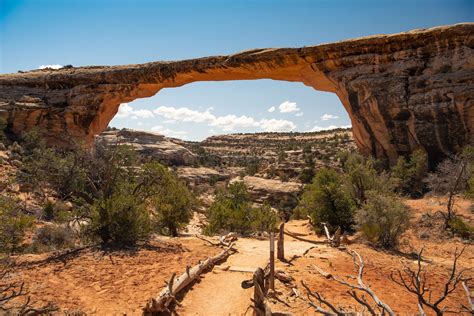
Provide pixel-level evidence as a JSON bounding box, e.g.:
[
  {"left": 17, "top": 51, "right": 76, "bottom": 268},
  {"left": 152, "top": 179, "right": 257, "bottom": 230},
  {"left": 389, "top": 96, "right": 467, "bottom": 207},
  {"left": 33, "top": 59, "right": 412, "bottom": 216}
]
[
  {"left": 390, "top": 247, "right": 469, "bottom": 316},
  {"left": 305, "top": 249, "right": 394, "bottom": 316},
  {"left": 0, "top": 259, "right": 57, "bottom": 314}
]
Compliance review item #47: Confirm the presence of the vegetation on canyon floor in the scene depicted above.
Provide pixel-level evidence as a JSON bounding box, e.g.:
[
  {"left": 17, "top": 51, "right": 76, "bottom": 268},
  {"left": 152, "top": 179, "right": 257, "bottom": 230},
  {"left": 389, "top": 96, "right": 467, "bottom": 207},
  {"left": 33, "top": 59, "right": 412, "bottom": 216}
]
[{"left": 0, "top": 125, "right": 473, "bottom": 314}]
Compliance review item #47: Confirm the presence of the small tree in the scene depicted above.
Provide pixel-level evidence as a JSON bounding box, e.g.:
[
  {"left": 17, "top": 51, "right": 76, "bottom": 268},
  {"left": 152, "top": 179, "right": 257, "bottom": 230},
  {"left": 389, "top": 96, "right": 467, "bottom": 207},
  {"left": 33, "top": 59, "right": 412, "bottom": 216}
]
[
  {"left": 251, "top": 202, "right": 279, "bottom": 233},
  {"left": 341, "top": 152, "right": 393, "bottom": 207},
  {"left": 355, "top": 192, "right": 409, "bottom": 248},
  {"left": 297, "top": 168, "right": 355, "bottom": 234},
  {"left": 425, "top": 146, "right": 474, "bottom": 228},
  {"left": 147, "top": 163, "right": 193, "bottom": 237},
  {"left": 391, "top": 149, "right": 427, "bottom": 197},
  {"left": 89, "top": 191, "right": 151, "bottom": 246},
  {"left": 0, "top": 196, "right": 34, "bottom": 253},
  {"left": 205, "top": 181, "right": 253, "bottom": 234}
]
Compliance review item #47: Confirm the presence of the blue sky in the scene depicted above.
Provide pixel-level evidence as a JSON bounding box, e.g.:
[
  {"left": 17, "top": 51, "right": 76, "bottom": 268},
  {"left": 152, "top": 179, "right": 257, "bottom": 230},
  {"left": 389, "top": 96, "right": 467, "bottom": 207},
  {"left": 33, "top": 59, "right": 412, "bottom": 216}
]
[{"left": 1, "top": 0, "right": 472, "bottom": 140}]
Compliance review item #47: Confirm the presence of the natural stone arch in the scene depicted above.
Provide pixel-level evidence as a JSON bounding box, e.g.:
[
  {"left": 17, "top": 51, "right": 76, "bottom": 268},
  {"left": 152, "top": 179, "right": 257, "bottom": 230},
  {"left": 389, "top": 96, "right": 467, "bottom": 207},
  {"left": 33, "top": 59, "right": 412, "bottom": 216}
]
[{"left": 0, "top": 23, "right": 473, "bottom": 167}]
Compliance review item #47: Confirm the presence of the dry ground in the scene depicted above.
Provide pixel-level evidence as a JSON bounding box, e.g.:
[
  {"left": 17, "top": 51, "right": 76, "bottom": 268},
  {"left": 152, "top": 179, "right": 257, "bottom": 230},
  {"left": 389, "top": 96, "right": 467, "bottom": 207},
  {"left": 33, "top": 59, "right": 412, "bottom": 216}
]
[
  {"left": 6, "top": 196, "right": 474, "bottom": 315},
  {"left": 11, "top": 238, "right": 219, "bottom": 315}
]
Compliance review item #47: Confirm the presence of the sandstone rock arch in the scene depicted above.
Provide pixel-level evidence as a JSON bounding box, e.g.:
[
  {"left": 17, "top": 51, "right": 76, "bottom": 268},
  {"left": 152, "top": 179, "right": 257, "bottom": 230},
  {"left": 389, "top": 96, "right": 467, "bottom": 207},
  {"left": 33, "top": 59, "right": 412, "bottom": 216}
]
[{"left": 0, "top": 23, "right": 473, "bottom": 166}]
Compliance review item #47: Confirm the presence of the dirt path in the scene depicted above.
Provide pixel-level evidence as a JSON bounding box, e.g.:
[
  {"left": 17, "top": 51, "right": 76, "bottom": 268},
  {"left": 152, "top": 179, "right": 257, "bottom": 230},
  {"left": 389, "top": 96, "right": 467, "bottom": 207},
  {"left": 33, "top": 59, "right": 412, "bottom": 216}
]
[{"left": 176, "top": 221, "right": 319, "bottom": 315}]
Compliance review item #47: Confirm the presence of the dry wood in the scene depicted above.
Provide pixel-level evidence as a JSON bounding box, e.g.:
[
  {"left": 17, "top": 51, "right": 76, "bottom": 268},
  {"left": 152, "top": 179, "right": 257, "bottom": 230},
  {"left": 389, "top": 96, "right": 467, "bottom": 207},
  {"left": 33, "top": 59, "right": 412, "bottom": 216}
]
[
  {"left": 283, "top": 230, "right": 326, "bottom": 245},
  {"left": 390, "top": 247, "right": 469, "bottom": 315},
  {"left": 306, "top": 249, "right": 395, "bottom": 316},
  {"left": 269, "top": 233, "right": 275, "bottom": 291},
  {"left": 277, "top": 223, "right": 284, "bottom": 261},
  {"left": 322, "top": 223, "right": 341, "bottom": 247},
  {"left": 144, "top": 243, "right": 236, "bottom": 314},
  {"left": 195, "top": 232, "right": 237, "bottom": 248},
  {"left": 252, "top": 268, "right": 272, "bottom": 316},
  {"left": 462, "top": 281, "right": 474, "bottom": 313}
]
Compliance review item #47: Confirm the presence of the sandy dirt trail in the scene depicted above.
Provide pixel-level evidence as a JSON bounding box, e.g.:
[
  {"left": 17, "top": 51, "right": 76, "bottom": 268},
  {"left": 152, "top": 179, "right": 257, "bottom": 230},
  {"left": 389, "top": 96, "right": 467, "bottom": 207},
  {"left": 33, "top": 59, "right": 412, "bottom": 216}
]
[{"left": 176, "top": 222, "right": 318, "bottom": 316}]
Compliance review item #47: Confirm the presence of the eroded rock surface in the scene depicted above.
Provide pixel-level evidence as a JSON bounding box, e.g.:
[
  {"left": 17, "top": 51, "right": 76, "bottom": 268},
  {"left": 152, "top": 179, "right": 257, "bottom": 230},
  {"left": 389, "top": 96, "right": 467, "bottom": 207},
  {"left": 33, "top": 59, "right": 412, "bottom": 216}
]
[
  {"left": 176, "top": 167, "right": 230, "bottom": 186},
  {"left": 0, "top": 23, "right": 473, "bottom": 166},
  {"left": 97, "top": 129, "right": 197, "bottom": 166},
  {"left": 231, "top": 176, "right": 302, "bottom": 208}
]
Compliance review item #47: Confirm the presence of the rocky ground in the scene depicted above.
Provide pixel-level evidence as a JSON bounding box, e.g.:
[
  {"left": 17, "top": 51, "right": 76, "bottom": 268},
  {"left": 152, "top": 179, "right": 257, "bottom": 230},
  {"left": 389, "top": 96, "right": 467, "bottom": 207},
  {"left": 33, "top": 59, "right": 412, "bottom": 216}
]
[
  {"left": 99, "top": 128, "right": 354, "bottom": 213},
  {"left": 9, "top": 198, "right": 473, "bottom": 315},
  {"left": 2, "top": 130, "right": 473, "bottom": 315}
]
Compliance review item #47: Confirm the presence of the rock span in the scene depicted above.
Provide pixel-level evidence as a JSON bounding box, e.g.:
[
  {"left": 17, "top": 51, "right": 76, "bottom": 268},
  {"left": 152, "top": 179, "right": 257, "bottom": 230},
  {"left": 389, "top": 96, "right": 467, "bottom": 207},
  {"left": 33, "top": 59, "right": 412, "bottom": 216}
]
[{"left": 0, "top": 23, "right": 473, "bottom": 166}]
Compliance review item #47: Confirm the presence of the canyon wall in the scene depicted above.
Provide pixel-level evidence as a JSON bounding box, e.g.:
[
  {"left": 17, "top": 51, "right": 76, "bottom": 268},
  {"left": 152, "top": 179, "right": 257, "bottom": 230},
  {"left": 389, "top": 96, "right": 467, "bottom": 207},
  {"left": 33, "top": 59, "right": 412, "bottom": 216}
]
[{"left": 0, "top": 23, "right": 473, "bottom": 166}]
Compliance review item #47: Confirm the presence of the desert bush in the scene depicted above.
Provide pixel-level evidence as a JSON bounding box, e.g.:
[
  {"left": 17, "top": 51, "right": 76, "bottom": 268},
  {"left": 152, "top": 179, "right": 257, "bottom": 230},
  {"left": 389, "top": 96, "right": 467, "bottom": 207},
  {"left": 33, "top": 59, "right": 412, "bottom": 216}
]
[
  {"left": 297, "top": 168, "right": 355, "bottom": 234},
  {"left": 341, "top": 152, "right": 393, "bottom": 206},
  {"left": 299, "top": 167, "right": 315, "bottom": 184},
  {"left": 31, "top": 224, "right": 75, "bottom": 252},
  {"left": 0, "top": 117, "right": 7, "bottom": 142},
  {"left": 391, "top": 149, "right": 427, "bottom": 197},
  {"left": 147, "top": 163, "right": 193, "bottom": 236},
  {"left": 251, "top": 202, "right": 279, "bottom": 233},
  {"left": 355, "top": 192, "right": 409, "bottom": 248},
  {"left": 205, "top": 181, "right": 253, "bottom": 234},
  {"left": 425, "top": 146, "right": 474, "bottom": 227},
  {"left": 245, "top": 160, "right": 260, "bottom": 176},
  {"left": 89, "top": 192, "right": 151, "bottom": 246},
  {"left": 0, "top": 196, "right": 34, "bottom": 253},
  {"left": 447, "top": 216, "right": 474, "bottom": 239},
  {"left": 42, "top": 200, "right": 71, "bottom": 222}
]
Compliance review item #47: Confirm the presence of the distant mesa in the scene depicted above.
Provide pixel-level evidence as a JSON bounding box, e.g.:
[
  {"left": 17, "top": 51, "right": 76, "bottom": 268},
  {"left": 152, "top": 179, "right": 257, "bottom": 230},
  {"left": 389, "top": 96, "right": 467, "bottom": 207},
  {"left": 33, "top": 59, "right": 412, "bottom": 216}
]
[{"left": 0, "top": 23, "right": 473, "bottom": 167}]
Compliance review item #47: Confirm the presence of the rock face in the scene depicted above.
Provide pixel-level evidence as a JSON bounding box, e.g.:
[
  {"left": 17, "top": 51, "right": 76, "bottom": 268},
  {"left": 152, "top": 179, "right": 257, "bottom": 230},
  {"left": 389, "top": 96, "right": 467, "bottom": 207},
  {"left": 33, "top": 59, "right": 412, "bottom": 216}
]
[
  {"left": 0, "top": 24, "right": 473, "bottom": 167},
  {"left": 176, "top": 167, "right": 230, "bottom": 186},
  {"left": 97, "top": 129, "right": 197, "bottom": 166},
  {"left": 231, "top": 176, "right": 302, "bottom": 208}
]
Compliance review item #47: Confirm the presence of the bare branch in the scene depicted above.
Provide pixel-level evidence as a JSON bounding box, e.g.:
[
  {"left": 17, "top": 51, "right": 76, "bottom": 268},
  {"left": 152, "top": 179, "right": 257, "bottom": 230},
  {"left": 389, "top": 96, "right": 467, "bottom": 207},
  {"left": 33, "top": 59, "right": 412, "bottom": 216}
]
[{"left": 390, "top": 247, "right": 469, "bottom": 315}]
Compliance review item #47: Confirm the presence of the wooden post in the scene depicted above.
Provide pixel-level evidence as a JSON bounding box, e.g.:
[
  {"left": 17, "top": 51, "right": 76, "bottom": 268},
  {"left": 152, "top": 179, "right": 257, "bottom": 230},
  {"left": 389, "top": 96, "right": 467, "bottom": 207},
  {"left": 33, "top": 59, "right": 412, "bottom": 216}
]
[
  {"left": 269, "top": 232, "right": 275, "bottom": 291},
  {"left": 253, "top": 268, "right": 265, "bottom": 316},
  {"left": 277, "top": 222, "right": 284, "bottom": 261},
  {"left": 253, "top": 268, "right": 272, "bottom": 316}
]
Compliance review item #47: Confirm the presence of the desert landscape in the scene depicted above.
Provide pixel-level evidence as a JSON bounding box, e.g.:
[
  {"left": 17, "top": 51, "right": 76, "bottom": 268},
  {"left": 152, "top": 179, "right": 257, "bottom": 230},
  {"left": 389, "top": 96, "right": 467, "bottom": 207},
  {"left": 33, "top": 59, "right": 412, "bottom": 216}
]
[{"left": 0, "top": 1, "right": 473, "bottom": 315}]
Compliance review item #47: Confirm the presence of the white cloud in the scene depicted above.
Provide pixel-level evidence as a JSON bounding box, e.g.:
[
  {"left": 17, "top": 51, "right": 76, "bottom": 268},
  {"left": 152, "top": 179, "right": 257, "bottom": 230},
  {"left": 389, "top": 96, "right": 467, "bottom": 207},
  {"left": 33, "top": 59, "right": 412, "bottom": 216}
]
[
  {"left": 116, "top": 103, "right": 154, "bottom": 119},
  {"left": 210, "top": 114, "right": 259, "bottom": 131},
  {"left": 150, "top": 125, "right": 188, "bottom": 138},
  {"left": 260, "top": 119, "right": 296, "bottom": 132},
  {"left": 295, "top": 112, "right": 304, "bottom": 117},
  {"left": 267, "top": 106, "right": 275, "bottom": 113},
  {"left": 153, "top": 105, "right": 296, "bottom": 133},
  {"left": 38, "top": 64, "right": 62, "bottom": 70},
  {"left": 320, "top": 114, "right": 339, "bottom": 121},
  {"left": 310, "top": 124, "right": 351, "bottom": 132},
  {"left": 279, "top": 101, "right": 300, "bottom": 113},
  {"left": 154, "top": 106, "right": 215, "bottom": 123},
  {"left": 116, "top": 103, "right": 134, "bottom": 118},
  {"left": 131, "top": 109, "right": 154, "bottom": 119}
]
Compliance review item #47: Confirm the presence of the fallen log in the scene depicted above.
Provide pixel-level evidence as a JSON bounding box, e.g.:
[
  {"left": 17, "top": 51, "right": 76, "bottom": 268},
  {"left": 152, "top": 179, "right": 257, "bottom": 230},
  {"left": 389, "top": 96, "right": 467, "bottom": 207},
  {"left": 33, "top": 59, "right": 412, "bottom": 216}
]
[
  {"left": 284, "top": 230, "right": 326, "bottom": 245},
  {"left": 195, "top": 232, "right": 237, "bottom": 247},
  {"left": 144, "top": 243, "right": 236, "bottom": 314}
]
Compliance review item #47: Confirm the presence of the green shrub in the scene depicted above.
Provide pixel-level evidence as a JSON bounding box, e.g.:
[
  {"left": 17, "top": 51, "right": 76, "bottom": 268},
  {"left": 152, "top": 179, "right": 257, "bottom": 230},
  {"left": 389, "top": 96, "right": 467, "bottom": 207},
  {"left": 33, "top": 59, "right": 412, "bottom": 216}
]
[
  {"left": 42, "top": 200, "right": 71, "bottom": 222},
  {"left": 251, "top": 202, "right": 279, "bottom": 233},
  {"left": 0, "top": 196, "right": 34, "bottom": 253},
  {"left": 391, "top": 149, "right": 427, "bottom": 197},
  {"left": 205, "top": 182, "right": 253, "bottom": 234},
  {"left": 299, "top": 167, "right": 315, "bottom": 184},
  {"left": 297, "top": 168, "right": 355, "bottom": 234},
  {"left": 147, "top": 163, "right": 193, "bottom": 237},
  {"left": 448, "top": 216, "right": 474, "bottom": 239},
  {"left": 89, "top": 192, "right": 151, "bottom": 246},
  {"left": 341, "top": 152, "right": 393, "bottom": 206},
  {"left": 31, "top": 224, "right": 75, "bottom": 252},
  {"left": 355, "top": 192, "right": 409, "bottom": 248}
]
